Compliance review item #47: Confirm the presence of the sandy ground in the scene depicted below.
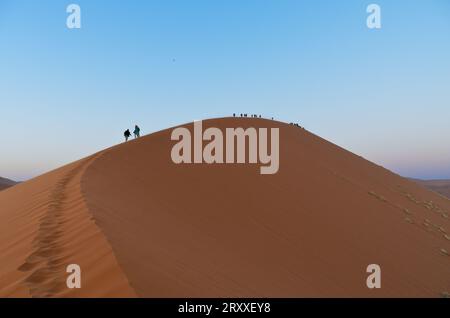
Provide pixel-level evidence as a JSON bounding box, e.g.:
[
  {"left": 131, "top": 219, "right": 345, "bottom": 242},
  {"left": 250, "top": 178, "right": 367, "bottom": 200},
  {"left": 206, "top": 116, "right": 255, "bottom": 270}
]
[{"left": 0, "top": 118, "right": 449, "bottom": 297}]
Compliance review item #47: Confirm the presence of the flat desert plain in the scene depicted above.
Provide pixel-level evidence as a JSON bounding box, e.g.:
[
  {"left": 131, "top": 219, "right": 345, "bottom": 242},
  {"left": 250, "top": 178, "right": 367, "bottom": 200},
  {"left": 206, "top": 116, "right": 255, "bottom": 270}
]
[{"left": 413, "top": 179, "right": 450, "bottom": 200}]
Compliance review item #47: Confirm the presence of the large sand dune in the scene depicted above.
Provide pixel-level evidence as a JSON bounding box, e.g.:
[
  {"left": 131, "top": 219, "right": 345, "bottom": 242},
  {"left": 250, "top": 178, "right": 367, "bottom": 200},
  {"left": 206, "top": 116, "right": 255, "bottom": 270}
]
[{"left": 0, "top": 118, "right": 449, "bottom": 297}]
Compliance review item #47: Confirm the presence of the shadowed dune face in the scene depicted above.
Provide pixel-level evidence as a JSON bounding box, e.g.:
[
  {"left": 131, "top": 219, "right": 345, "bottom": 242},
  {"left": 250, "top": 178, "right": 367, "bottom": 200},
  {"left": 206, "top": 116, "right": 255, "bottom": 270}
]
[
  {"left": 83, "top": 118, "right": 450, "bottom": 297},
  {"left": 0, "top": 118, "right": 449, "bottom": 298},
  {"left": 413, "top": 179, "right": 450, "bottom": 200},
  {"left": 0, "top": 177, "right": 17, "bottom": 191}
]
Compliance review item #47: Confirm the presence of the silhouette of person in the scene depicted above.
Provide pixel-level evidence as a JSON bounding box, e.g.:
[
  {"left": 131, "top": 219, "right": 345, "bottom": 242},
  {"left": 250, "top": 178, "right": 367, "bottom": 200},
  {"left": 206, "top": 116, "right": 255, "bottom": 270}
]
[
  {"left": 133, "top": 125, "right": 141, "bottom": 138},
  {"left": 124, "top": 129, "right": 131, "bottom": 142}
]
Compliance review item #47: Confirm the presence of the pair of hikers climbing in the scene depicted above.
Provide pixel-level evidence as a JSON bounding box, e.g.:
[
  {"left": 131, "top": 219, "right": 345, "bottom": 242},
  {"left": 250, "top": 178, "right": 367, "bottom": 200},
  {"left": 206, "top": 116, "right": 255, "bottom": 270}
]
[{"left": 124, "top": 125, "right": 141, "bottom": 142}]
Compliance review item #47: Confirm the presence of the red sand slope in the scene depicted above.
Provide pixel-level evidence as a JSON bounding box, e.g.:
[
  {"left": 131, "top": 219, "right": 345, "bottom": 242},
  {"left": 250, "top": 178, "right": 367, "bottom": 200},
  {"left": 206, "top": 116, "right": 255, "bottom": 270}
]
[{"left": 0, "top": 118, "right": 449, "bottom": 297}]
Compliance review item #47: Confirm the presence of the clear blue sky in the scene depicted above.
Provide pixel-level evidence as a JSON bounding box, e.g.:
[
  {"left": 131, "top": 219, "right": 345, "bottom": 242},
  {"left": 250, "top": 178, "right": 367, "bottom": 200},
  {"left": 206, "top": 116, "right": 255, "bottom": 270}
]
[{"left": 1, "top": 0, "right": 449, "bottom": 181}]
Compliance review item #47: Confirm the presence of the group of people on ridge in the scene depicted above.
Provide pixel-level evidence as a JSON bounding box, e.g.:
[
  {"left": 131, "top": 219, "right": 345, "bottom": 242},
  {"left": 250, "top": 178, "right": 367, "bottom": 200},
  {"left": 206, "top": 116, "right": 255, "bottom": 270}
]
[
  {"left": 232, "top": 113, "right": 301, "bottom": 128},
  {"left": 233, "top": 113, "right": 262, "bottom": 118},
  {"left": 123, "top": 116, "right": 302, "bottom": 142},
  {"left": 124, "top": 125, "right": 141, "bottom": 142},
  {"left": 233, "top": 113, "right": 275, "bottom": 120}
]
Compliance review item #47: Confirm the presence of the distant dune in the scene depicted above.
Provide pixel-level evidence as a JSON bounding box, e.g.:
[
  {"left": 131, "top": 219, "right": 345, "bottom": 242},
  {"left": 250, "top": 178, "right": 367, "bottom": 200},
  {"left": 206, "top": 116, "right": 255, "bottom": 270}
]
[
  {"left": 0, "top": 118, "right": 449, "bottom": 297},
  {"left": 0, "top": 177, "right": 17, "bottom": 191},
  {"left": 412, "top": 179, "right": 450, "bottom": 200}
]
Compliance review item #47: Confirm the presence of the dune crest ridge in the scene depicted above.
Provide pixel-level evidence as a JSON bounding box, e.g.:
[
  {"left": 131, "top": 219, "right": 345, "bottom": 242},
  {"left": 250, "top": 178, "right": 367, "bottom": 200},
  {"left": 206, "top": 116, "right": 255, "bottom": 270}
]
[{"left": 0, "top": 154, "right": 136, "bottom": 297}]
